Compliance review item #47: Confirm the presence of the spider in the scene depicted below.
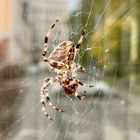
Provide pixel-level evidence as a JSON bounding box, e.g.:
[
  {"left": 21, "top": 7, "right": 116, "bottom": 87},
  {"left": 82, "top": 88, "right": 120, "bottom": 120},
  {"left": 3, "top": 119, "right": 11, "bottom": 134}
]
[{"left": 40, "top": 20, "right": 94, "bottom": 121}]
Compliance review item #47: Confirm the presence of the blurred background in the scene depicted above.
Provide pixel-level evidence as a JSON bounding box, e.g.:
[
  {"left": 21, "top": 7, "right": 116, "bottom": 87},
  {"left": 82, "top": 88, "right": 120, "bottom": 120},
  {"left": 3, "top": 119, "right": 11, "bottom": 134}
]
[{"left": 0, "top": 0, "right": 140, "bottom": 140}]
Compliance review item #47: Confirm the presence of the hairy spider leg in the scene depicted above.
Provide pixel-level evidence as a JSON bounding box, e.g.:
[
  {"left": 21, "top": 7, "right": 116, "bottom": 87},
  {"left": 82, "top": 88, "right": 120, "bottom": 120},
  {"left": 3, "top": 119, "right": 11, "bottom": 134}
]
[
  {"left": 42, "top": 19, "right": 59, "bottom": 62},
  {"left": 40, "top": 91, "right": 53, "bottom": 121},
  {"left": 67, "top": 45, "right": 87, "bottom": 73},
  {"left": 76, "top": 28, "right": 86, "bottom": 49},
  {"left": 67, "top": 29, "right": 86, "bottom": 73},
  {"left": 78, "top": 80, "right": 94, "bottom": 88},
  {"left": 40, "top": 77, "right": 64, "bottom": 121},
  {"left": 43, "top": 58, "right": 69, "bottom": 74},
  {"left": 74, "top": 80, "right": 94, "bottom": 100},
  {"left": 75, "top": 64, "right": 87, "bottom": 73},
  {"left": 66, "top": 29, "right": 86, "bottom": 72},
  {"left": 49, "top": 59, "right": 69, "bottom": 71},
  {"left": 75, "top": 91, "right": 86, "bottom": 100}
]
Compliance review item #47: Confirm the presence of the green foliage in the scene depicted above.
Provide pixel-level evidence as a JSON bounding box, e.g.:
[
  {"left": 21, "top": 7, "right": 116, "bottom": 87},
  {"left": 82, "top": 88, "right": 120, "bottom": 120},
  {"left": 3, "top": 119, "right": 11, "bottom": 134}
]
[{"left": 68, "top": 0, "right": 140, "bottom": 81}]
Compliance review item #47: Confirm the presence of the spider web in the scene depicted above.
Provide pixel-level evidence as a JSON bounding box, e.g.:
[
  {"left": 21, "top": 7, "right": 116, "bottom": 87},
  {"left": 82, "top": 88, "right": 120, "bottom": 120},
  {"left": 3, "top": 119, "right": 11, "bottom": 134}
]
[{"left": 1, "top": 0, "right": 140, "bottom": 140}]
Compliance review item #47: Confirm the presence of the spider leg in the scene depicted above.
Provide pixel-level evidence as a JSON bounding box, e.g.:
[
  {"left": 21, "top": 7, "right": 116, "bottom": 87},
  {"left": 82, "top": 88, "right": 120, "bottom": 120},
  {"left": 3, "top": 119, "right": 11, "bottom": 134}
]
[
  {"left": 76, "top": 28, "right": 86, "bottom": 49},
  {"left": 75, "top": 64, "right": 87, "bottom": 73},
  {"left": 42, "top": 78, "right": 64, "bottom": 112},
  {"left": 78, "top": 80, "right": 94, "bottom": 88},
  {"left": 40, "top": 92, "right": 53, "bottom": 121},
  {"left": 40, "top": 77, "right": 64, "bottom": 120},
  {"left": 75, "top": 80, "right": 94, "bottom": 100},
  {"left": 42, "top": 20, "right": 59, "bottom": 62},
  {"left": 48, "top": 59, "right": 69, "bottom": 75},
  {"left": 75, "top": 91, "right": 86, "bottom": 100},
  {"left": 49, "top": 60, "right": 69, "bottom": 70}
]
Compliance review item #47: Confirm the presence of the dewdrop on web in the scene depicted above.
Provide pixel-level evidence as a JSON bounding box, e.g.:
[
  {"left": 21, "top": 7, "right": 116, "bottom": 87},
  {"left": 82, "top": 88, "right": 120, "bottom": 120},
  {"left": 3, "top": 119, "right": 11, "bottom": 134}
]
[
  {"left": 105, "top": 49, "right": 109, "bottom": 53},
  {"left": 86, "top": 48, "right": 92, "bottom": 51}
]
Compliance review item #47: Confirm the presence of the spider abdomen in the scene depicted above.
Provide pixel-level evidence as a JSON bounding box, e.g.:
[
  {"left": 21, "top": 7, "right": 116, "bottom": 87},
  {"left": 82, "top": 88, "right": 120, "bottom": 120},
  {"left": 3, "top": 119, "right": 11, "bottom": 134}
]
[{"left": 49, "top": 41, "right": 75, "bottom": 66}]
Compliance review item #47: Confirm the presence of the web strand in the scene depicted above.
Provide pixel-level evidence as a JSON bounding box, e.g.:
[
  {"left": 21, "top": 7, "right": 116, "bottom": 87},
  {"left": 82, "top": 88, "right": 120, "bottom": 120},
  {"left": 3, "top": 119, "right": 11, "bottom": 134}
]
[{"left": 84, "top": 0, "right": 95, "bottom": 28}]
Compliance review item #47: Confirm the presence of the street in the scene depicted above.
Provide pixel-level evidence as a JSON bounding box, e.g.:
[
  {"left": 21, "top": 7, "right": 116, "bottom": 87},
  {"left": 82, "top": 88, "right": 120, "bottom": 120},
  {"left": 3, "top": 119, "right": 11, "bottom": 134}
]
[{"left": 1, "top": 71, "right": 140, "bottom": 140}]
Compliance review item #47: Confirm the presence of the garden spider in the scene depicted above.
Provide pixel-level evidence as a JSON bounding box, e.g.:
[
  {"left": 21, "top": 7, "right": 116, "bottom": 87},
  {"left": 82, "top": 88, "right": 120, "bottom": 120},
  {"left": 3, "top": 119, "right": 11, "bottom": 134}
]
[{"left": 40, "top": 20, "right": 94, "bottom": 121}]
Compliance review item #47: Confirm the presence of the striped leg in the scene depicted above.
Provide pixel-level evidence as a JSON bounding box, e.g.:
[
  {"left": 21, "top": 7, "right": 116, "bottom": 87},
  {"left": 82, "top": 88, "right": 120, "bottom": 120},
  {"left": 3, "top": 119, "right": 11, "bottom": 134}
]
[
  {"left": 40, "top": 77, "right": 64, "bottom": 121},
  {"left": 78, "top": 80, "right": 94, "bottom": 88},
  {"left": 75, "top": 64, "right": 87, "bottom": 73},
  {"left": 40, "top": 91, "right": 53, "bottom": 121},
  {"left": 75, "top": 91, "right": 86, "bottom": 100},
  {"left": 47, "top": 59, "right": 69, "bottom": 74},
  {"left": 76, "top": 28, "right": 86, "bottom": 49},
  {"left": 42, "top": 58, "right": 69, "bottom": 74},
  {"left": 49, "top": 59, "right": 69, "bottom": 71},
  {"left": 42, "top": 20, "right": 59, "bottom": 62}
]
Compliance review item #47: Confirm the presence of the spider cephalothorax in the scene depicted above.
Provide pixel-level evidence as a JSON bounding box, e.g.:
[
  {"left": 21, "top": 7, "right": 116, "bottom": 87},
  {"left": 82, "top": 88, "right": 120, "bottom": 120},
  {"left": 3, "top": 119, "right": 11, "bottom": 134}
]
[{"left": 40, "top": 20, "right": 94, "bottom": 121}]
